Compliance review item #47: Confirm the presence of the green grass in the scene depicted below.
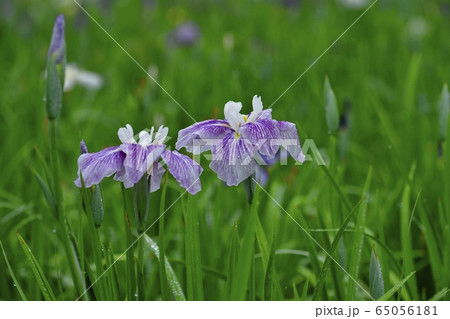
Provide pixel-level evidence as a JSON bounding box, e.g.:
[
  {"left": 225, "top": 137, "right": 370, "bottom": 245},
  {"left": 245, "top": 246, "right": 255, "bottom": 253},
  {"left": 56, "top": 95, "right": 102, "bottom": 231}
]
[{"left": 0, "top": 0, "right": 449, "bottom": 301}]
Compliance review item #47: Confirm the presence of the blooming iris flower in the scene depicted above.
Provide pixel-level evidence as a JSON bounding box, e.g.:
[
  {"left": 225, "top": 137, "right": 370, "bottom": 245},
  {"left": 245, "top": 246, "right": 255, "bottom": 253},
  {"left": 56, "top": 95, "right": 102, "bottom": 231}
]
[
  {"left": 75, "top": 124, "right": 203, "bottom": 195},
  {"left": 176, "top": 95, "right": 305, "bottom": 186}
]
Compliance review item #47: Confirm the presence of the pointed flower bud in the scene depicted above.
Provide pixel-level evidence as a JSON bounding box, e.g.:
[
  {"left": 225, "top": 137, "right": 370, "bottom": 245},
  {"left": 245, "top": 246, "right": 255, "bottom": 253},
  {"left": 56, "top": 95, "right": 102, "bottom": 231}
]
[
  {"left": 45, "top": 14, "right": 66, "bottom": 120},
  {"left": 48, "top": 14, "right": 66, "bottom": 64},
  {"left": 324, "top": 76, "right": 340, "bottom": 135}
]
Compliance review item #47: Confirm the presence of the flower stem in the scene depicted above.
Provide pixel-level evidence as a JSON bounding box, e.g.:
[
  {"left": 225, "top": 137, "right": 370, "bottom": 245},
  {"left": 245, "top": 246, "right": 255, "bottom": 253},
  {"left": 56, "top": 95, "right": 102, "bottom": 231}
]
[
  {"left": 49, "top": 120, "right": 85, "bottom": 298},
  {"left": 159, "top": 172, "right": 169, "bottom": 300}
]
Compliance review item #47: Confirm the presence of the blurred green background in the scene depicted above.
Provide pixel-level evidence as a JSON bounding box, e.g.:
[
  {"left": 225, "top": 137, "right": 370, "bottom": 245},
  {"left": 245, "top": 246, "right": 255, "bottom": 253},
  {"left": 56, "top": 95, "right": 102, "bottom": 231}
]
[{"left": 0, "top": 0, "right": 449, "bottom": 300}]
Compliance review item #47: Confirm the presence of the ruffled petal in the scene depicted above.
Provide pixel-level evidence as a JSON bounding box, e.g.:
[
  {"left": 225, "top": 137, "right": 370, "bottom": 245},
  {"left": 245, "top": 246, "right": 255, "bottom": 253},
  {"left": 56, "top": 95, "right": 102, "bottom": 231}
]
[
  {"left": 161, "top": 150, "right": 203, "bottom": 195},
  {"left": 240, "top": 118, "right": 280, "bottom": 157},
  {"left": 114, "top": 143, "right": 165, "bottom": 188},
  {"left": 247, "top": 95, "right": 263, "bottom": 123},
  {"left": 210, "top": 133, "right": 256, "bottom": 186},
  {"left": 118, "top": 124, "right": 136, "bottom": 144},
  {"left": 176, "top": 119, "right": 234, "bottom": 154},
  {"left": 224, "top": 101, "right": 245, "bottom": 131},
  {"left": 255, "top": 109, "right": 273, "bottom": 121},
  {"left": 75, "top": 146, "right": 125, "bottom": 187},
  {"left": 149, "top": 161, "right": 166, "bottom": 193},
  {"left": 276, "top": 121, "right": 305, "bottom": 162}
]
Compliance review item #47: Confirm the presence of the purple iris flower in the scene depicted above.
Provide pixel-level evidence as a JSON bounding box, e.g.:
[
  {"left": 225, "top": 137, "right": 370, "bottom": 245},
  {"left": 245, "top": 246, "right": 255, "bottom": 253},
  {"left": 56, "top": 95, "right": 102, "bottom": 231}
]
[
  {"left": 172, "top": 21, "right": 200, "bottom": 46},
  {"left": 176, "top": 95, "right": 305, "bottom": 186},
  {"left": 48, "top": 14, "right": 65, "bottom": 64},
  {"left": 75, "top": 124, "right": 203, "bottom": 195}
]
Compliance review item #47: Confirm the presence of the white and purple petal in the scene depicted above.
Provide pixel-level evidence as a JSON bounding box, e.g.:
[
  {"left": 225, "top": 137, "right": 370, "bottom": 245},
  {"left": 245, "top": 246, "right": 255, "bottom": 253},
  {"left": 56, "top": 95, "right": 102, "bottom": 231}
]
[
  {"left": 161, "top": 150, "right": 203, "bottom": 195},
  {"left": 114, "top": 143, "right": 165, "bottom": 188},
  {"left": 210, "top": 133, "right": 256, "bottom": 186},
  {"left": 276, "top": 121, "right": 305, "bottom": 162},
  {"left": 75, "top": 146, "right": 125, "bottom": 188},
  {"left": 247, "top": 95, "right": 263, "bottom": 123},
  {"left": 224, "top": 101, "right": 245, "bottom": 131},
  {"left": 240, "top": 118, "right": 280, "bottom": 157},
  {"left": 149, "top": 161, "right": 166, "bottom": 193},
  {"left": 176, "top": 119, "right": 234, "bottom": 154}
]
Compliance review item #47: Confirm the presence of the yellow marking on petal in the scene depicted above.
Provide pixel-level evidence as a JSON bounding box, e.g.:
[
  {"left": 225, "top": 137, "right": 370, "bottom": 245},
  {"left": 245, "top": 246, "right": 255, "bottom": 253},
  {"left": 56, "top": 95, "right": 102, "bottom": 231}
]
[
  {"left": 243, "top": 115, "right": 248, "bottom": 122},
  {"left": 234, "top": 132, "right": 241, "bottom": 139}
]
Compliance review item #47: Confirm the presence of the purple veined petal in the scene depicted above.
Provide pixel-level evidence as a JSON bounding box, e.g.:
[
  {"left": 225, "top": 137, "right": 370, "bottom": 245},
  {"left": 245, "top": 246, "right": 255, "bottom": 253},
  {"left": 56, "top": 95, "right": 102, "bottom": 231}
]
[
  {"left": 210, "top": 133, "right": 256, "bottom": 186},
  {"left": 149, "top": 161, "right": 166, "bottom": 193},
  {"left": 161, "top": 150, "right": 203, "bottom": 195},
  {"left": 275, "top": 121, "right": 306, "bottom": 162},
  {"left": 114, "top": 143, "right": 165, "bottom": 188},
  {"left": 254, "top": 109, "right": 273, "bottom": 121},
  {"left": 48, "top": 14, "right": 65, "bottom": 64},
  {"left": 75, "top": 146, "right": 125, "bottom": 188},
  {"left": 240, "top": 118, "right": 280, "bottom": 158},
  {"left": 176, "top": 119, "right": 234, "bottom": 154}
]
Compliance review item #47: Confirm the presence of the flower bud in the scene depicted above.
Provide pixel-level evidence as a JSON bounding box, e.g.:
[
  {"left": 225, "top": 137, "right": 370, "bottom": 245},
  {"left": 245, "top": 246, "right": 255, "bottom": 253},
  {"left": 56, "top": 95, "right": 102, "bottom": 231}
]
[{"left": 45, "top": 14, "right": 66, "bottom": 120}]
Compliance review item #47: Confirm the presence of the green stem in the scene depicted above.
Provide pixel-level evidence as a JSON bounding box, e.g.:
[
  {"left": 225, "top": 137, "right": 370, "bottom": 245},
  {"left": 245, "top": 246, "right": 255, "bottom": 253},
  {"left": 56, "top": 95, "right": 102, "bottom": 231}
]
[
  {"left": 121, "top": 186, "right": 136, "bottom": 301},
  {"left": 49, "top": 120, "right": 85, "bottom": 298},
  {"left": 159, "top": 172, "right": 169, "bottom": 300}
]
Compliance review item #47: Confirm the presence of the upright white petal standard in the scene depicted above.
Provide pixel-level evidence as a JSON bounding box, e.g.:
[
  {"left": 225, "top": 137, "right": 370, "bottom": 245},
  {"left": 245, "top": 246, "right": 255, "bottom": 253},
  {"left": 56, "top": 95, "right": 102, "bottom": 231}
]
[
  {"left": 153, "top": 126, "right": 169, "bottom": 144},
  {"left": 118, "top": 124, "right": 136, "bottom": 144},
  {"left": 224, "top": 101, "right": 245, "bottom": 131},
  {"left": 247, "top": 95, "right": 263, "bottom": 123},
  {"left": 138, "top": 130, "right": 152, "bottom": 146}
]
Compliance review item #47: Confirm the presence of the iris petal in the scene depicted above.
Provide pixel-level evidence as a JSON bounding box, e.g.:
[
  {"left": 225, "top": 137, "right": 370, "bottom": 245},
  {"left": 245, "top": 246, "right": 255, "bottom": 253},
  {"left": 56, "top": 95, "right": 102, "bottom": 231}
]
[
  {"left": 240, "top": 118, "right": 280, "bottom": 158},
  {"left": 161, "top": 150, "right": 203, "bottom": 195},
  {"left": 114, "top": 143, "right": 165, "bottom": 188},
  {"left": 176, "top": 119, "right": 234, "bottom": 154},
  {"left": 149, "top": 161, "right": 166, "bottom": 193},
  {"left": 75, "top": 146, "right": 125, "bottom": 187},
  {"left": 210, "top": 133, "right": 256, "bottom": 186},
  {"left": 276, "top": 121, "right": 306, "bottom": 162}
]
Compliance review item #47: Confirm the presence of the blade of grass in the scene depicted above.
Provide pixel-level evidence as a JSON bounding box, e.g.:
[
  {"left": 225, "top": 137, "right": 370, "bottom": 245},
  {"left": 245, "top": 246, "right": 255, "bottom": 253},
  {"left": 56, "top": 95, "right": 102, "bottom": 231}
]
[
  {"left": 264, "top": 231, "right": 277, "bottom": 301},
  {"left": 399, "top": 164, "right": 419, "bottom": 300},
  {"left": 159, "top": 172, "right": 170, "bottom": 300},
  {"left": 16, "top": 232, "right": 56, "bottom": 301},
  {"left": 369, "top": 247, "right": 384, "bottom": 300},
  {"left": 121, "top": 185, "right": 136, "bottom": 301},
  {"left": 301, "top": 279, "right": 309, "bottom": 301},
  {"left": 144, "top": 234, "right": 186, "bottom": 301},
  {"left": 312, "top": 198, "right": 363, "bottom": 301},
  {"left": 377, "top": 271, "right": 416, "bottom": 301},
  {"left": 1, "top": 241, "right": 27, "bottom": 300},
  {"left": 417, "top": 198, "right": 443, "bottom": 289},
  {"left": 346, "top": 166, "right": 372, "bottom": 300},
  {"left": 227, "top": 221, "right": 240, "bottom": 299},
  {"left": 430, "top": 288, "right": 450, "bottom": 301},
  {"left": 183, "top": 196, "right": 204, "bottom": 300},
  {"left": 230, "top": 186, "right": 260, "bottom": 300}
]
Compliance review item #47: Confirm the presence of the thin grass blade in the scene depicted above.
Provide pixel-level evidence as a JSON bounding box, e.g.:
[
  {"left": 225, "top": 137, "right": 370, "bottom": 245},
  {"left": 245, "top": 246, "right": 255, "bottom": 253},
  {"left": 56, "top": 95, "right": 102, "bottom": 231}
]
[
  {"left": 378, "top": 271, "right": 416, "bottom": 301},
  {"left": 16, "top": 232, "right": 56, "bottom": 301},
  {"left": 346, "top": 166, "right": 372, "bottom": 300},
  {"left": 1, "top": 241, "right": 27, "bottom": 300},
  {"left": 144, "top": 234, "right": 186, "bottom": 301}
]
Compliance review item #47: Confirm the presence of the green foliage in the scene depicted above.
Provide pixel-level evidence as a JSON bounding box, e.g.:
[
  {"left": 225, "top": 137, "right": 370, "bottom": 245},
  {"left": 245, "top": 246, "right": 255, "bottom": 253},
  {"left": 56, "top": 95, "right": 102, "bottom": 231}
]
[{"left": 0, "top": 0, "right": 449, "bottom": 301}]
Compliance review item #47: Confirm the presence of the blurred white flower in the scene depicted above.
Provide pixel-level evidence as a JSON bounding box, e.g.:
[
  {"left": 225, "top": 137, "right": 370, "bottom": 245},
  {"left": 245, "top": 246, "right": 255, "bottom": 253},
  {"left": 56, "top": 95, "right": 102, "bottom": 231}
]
[
  {"left": 64, "top": 63, "right": 104, "bottom": 92},
  {"left": 339, "top": 0, "right": 369, "bottom": 10},
  {"left": 222, "top": 32, "right": 235, "bottom": 51},
  {"left": 407, "top": 17, "right": 429, "bottom": 40},
  {"left": 147, "top": 64, "right": 159, "bottom": 81}
]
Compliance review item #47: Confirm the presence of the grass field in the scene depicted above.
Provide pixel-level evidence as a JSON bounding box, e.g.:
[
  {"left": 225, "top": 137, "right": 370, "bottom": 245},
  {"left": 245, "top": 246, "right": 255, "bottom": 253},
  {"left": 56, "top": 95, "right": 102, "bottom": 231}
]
[{"left": 0, "top": 0, "right": 449, "bottom": 301}]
